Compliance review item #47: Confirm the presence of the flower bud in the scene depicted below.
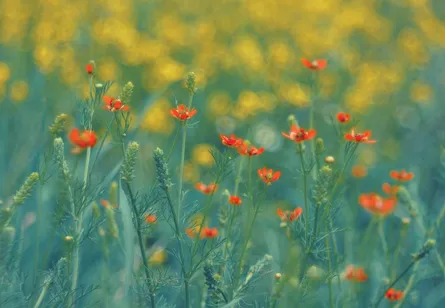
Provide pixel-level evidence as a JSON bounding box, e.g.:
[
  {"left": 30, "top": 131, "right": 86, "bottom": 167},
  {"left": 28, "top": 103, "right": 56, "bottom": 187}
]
[
  {"left": 315, "top": 138, "right": 325, "bottom": 154},
  {"left": 274, "top": 272, "right": 282, "bottom": 280},
  {"left": 325, "top": 156, "right": 335, "bottom": 164}
]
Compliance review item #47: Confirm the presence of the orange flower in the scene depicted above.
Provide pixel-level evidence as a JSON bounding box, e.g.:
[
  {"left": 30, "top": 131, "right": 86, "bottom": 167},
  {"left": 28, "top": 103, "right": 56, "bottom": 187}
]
[
  {"left": 359, "top": 193, "right": 397, "bottom": 216},
  {"left": 277, "top": 207, "right": 303, "bottom": 222},
  {"left": 103, "top": 96, "right": 130, "bottom": 112},
  {"left": 344, "top": 128, "right": 376, "bottom": 144},
  {"left": 220, "top": 134, "right": 243, "bottom": 148},
  {"left": 382, "top": 183, "right": 399, "bottom": 196},
  {"left": 170, "top": 104, "right": 197, "bottom": 121},
  {"left": 343, "top": 265, "right": 368, "bottom": 282},
  {"left": 258, "top": 167, "right": 281, "bottom": 185},
  {"left": 200, "top": 227, "right": 219, "bottom": 239},
  {"left": 69, "top": 128, "right": 97, "bottom": 154},
  {"left": 352, "top": 165, "right": 367, "bottom": 178},
  {"left": 336, "top": 112, "right": 351, "bottom": 124},
  {"left": 237, "top": 143, "right": 264, "bottom": 156},
  {"left": 144, "top": 214, "right": 157, "bottom": 224},
  {"left": 85, "top": 63, "right": 94, "bottom": 74},
  {"left": 195, "top": 183, "right": 218, "bottom": 194},
  {"left": 390, "top": 170, "right": 414, "bottom": 182},
  {"left": 100, "top": 199, "right": 118, "bottom": 209},
  {"left": 282, "top": 125, "right": 316, "bottom": 143},
  {"left": 229, "top": 195, "right": 242, "bottom": 206},
  {"left": 301, "top": 58, "right": 327, "bottom": 71},
  {"left": 385, "top": 288, "right": 404, "bottom": 301}
]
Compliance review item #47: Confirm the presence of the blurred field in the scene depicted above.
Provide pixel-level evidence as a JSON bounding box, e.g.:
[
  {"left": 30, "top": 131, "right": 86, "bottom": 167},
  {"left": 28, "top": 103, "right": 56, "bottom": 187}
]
[{"left": 2, "top": 0, "right": 445, "bottom": 307}]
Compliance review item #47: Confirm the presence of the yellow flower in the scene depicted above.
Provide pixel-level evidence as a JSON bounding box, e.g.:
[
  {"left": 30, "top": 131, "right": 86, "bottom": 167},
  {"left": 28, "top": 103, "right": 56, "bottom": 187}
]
[
  {"left": 279, "top": 83, "right": 310, "bottom": 107},
  {"left": 183, "top": 162, "right": 200, "bottom": 183},
  {"left": 140, "top": 98, "right": 175, "bottom": 134},
  {"left": 233, "top": 36, "right": 264, "bottom": 72},
  {"left": 411, "top": 82, "right": 432, "bottom": 103},
  {"left": 192, "top": 144, "right": 214, "bottom": 167},
  {"left": 208, "top": 92, "right": 231, "bottom": 117},
  {"left": 148, "top": 248, "right": 167, "bottom": 267},
  {"left": 0, "top": 62, "right": 11, "bottom": 84},
  {"left": 9, "top": 81, "right": 29, "bottom": 103},
  {"left": 98, "top": 58, "right": 119, "bottom": 81}
]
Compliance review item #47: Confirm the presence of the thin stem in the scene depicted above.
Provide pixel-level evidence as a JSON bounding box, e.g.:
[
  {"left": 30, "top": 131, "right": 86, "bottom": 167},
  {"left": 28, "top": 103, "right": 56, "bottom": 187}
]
[
  {"left": 122, "top": 180, "right": 156, "bottom": 308},
  {"left": 391, "top": 223, "right": 409, "bottom": 280},
  {"left": 233, "top": 157, "right": 254, "bottom": 295},
  {"left": 325, "top": 224, "right": 334, "bottom": 308},
  {"left": 298, "top": 143, "right": 309, "bottom": 240},
  {"left": 378, "top": 220, "right": 390, "bottom": 272},
  {"left": 33, "top": 279, "right": 52, "bottom": 308},
  {"left": 177, "top": 123, "right": 187, "bottom": 219},
  {"left": 223, "top": 157, "right": 245, "bottom": 259},
  {"left": 163, "top": 188, "right": 190, "bottom": 308},
  {"left": 69, "top": 74, "right": 95, "bottom": 308}
]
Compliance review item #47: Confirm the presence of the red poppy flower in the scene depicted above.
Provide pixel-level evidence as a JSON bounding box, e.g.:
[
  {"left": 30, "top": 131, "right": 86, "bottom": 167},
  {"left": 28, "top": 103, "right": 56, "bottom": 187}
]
[
  {"left": 282, "top": 125, "right": 316, "bottom": 143},
  {"left": 200, "top": 227, "right": 219, "bottom": 239},
  {"left": 343, "top": 265, "right": 368, "bottom": 282},
  {"left": 100, "top": 199, "right": 118, "bottom": 209},
  {"left": 258, "top": 167, "right": 281, "bottom": 185},
  {"left": 382, "top": 183, "right": 399, "bottom": 196},
  {"left": 277, "top": 207, "right": 302, "bottom": 222},
  {"left": 220, "top": 134, "right": 243, "bottom": 148},
  {"left": 237, "top": 143, "right": 264, "bottom": 156},
  {"left": 144, "top": 214, "right": 157, "bottom": 224},
  {"left": 195, "top": 183, "right": 218, "bottom": 194},
  {"left": 69, "top": 128, "right": 97, "bottom": 154},
  {"left": 385, "top": 288, "right": 404, "bottom": 301},
  {"left": 337, "top": 112, "right": 351, "bottom": 124},
  {"left": 359, "top": 193, "right": 397, "bottom": 216},
  {"left": 390, "top": 170, "right": 414, "bottom": 182},
  {"left": 103, "top": 96, "right": 130, "bottom": 112},
  {"left": 170, "top": 104, "right": 197, "bottom": 121},
  {"left": 301, "top": 58, "right": 327, "bottom": 71},
  {"left": 229, "top": 195, "right": 242, "bottom": 206},
  {"left": 344, "top": 128, "right": 376, "bottom": 144},
  {"left": 352, "top": 165, "right": 367, "bottom": 178},
  {"left": 86, "top": 63, "right": 94, "bottom": 74}
]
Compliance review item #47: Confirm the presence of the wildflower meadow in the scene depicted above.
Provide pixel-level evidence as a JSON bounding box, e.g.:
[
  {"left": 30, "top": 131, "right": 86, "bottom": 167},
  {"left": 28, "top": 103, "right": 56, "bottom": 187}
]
[{"left": 1, "top": 0, "right": 445, "bottom": 307}]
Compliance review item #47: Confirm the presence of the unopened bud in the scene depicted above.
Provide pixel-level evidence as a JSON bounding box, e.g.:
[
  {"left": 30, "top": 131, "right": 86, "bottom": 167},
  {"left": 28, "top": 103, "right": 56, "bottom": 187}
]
[
  {"left": 287, "top": 115, "right": 298, "bottom": 127},
  {"left": 185, "top": 72, "right": 197, "bottom": 94},
  {"left": 274, "top": 273, "right": 282, "bottom": 280},
  {"left": 325, "top": 156, "right": 335, "bottom": 164},
  {"left": 315, "top": 138, "right": 325, "bottom": 154},
  {"left": 64, "top": 235, "right": 73, "bottom": 242}
]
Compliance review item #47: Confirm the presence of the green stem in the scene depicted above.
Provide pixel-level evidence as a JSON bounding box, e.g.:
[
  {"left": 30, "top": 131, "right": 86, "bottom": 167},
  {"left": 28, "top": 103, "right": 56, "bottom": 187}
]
[
  {"left": 391, "top": 222, "right": 409, "bottom": 280},
  {"left": 122, "top": 180, "right": 156, "bottom": 307},
  {"left": 69, "top": 74, "right": 95, "bottom": 308},
  {"left": 223, "top": 157, "right": 245, "bottom": 260},
  {"left": 298, "top": 143, "right": 309, "bottom": 240},
  {"left": 163, "top": 190, "right": 189, "bottom": 308},
  {"left": 325, "top": 224, "right": 334, "bottom": 308},
  {"left": 177, "top": 123, "right": 186, "bottom": 219},
  {"left": 378, "top": 220, "right": 390, "bottom": 272},
  {"left": 33, "top": 279, "right": 52, "bottom": 308}
]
